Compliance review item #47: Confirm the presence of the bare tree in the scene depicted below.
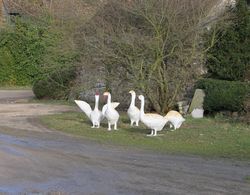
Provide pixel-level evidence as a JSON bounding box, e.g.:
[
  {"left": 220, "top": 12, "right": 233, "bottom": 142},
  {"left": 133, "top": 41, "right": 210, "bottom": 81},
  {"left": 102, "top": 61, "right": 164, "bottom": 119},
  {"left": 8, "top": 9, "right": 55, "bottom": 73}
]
[{"left": 81, "top": 0, "right": 221, "bottom": 113}]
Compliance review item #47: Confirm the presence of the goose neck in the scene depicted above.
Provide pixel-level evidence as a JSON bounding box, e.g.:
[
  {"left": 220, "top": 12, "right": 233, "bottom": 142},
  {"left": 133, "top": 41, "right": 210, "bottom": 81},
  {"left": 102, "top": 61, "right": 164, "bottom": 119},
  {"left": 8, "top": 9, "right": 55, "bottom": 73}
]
[
  {"left": 107, "top": 94, "right": 111, "bottom": 107},
  {"left": 94, "top": 95, "right": 99, "bottom": 110},
  {"left": 140, "top": 97, "right": 145, "bottom": 116},
  {"left": 130, "top": 93, "right": 136, "bottom": 107}
]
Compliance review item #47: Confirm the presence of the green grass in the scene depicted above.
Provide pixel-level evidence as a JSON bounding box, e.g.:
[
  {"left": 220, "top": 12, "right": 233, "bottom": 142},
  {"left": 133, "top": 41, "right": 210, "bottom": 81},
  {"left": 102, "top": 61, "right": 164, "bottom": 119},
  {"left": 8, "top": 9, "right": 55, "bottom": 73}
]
[{"left": 40, "top": 112, "right": 250, "bottom": 160}]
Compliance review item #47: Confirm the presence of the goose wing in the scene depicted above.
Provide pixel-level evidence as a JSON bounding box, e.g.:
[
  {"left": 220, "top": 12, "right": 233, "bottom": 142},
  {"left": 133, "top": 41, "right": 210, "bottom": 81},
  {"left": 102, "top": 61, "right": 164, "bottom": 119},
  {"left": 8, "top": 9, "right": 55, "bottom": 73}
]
[
  {"left": 74, "top": 100, "right": 92, "bottom": 119},
  {"left": 164, "top": 110, "right": 185, "bottom": 121},
  {"left": 101, "top": 104, "right": 108, "bottom": 116},
  {"left": 111, "top": 102, "right": 120, "bottom": 109},
  {"left": 102, "top": 102, "right": 120, "bottom": 116}
]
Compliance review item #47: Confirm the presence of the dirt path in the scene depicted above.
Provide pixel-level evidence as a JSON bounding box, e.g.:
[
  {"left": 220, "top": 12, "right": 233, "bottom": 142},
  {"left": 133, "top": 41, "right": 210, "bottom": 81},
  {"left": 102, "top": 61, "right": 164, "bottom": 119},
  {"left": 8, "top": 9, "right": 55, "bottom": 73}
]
[{"left": 0, "top": 90, "right": 250, "bottom": 194}]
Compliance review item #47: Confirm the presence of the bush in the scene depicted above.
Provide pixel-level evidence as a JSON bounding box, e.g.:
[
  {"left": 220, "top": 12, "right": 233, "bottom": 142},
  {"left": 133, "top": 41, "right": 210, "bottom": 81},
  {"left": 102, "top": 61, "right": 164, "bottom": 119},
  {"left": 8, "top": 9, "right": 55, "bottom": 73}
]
[
  {"left": 33, "top": 67, "right": 76, "bottom": 99},
  {"left": 197, "top": 79, "right": 250, "bottom": 112}
]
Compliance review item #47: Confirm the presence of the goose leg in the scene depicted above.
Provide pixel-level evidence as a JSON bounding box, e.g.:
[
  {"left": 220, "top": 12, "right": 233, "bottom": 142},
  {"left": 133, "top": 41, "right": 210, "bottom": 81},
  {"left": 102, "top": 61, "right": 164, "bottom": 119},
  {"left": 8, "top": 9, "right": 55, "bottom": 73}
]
[
  {"left": 114, "top": 122, "right": 118, "bottom": 130},
  {"left": 108, "top": 123, "right": 111, "bottom": 131},
  {"left": 147, "top": 129, "right": 153, "bottom": 136}
]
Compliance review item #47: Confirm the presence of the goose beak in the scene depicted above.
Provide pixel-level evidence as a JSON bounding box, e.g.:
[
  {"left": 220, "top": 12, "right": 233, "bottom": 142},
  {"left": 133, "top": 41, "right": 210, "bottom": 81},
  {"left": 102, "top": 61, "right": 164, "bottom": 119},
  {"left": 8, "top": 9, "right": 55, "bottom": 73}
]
[
  {"left": 138, "top": 95, "right": 143, "bottom": 100},
  {"left": 103, "top": 92, "right": 109, "bottom": 96}
]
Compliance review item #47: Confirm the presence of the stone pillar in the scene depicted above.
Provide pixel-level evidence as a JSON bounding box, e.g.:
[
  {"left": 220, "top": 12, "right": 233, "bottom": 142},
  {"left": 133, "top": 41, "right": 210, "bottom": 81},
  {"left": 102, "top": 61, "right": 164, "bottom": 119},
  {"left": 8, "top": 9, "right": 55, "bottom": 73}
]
[{"left": 188, "top": 89, "right": 205, "bottom": 118}]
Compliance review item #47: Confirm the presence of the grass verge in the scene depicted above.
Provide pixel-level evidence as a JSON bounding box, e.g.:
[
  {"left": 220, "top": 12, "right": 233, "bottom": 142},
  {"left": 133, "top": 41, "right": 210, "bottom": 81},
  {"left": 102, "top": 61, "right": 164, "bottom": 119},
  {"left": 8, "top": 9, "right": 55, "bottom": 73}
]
[{"left": 40, "top": 112, "right": 250, "bottom": 160}]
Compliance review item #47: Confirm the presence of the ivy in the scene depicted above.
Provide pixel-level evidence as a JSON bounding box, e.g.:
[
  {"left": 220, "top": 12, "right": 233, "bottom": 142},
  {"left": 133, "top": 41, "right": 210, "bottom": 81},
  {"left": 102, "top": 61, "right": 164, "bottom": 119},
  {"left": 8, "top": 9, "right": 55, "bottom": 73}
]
[{"left": 0, "top": 18, "right": 49, "bottom": 85}]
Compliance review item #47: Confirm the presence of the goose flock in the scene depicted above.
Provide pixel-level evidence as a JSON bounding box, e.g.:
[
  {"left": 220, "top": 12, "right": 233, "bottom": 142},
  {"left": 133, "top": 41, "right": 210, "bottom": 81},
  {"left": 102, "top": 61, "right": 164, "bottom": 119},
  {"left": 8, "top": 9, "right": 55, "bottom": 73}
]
[{"left": 75, "top": 91, "right": 185, "bottom": 136}]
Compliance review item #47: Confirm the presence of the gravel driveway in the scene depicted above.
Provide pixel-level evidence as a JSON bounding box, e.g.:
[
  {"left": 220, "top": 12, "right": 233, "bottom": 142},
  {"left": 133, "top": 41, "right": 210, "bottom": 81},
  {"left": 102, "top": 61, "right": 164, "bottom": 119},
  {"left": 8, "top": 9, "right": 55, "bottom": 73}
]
[{"left": 0, "top": 90, "right": 250, "bottom": 194}]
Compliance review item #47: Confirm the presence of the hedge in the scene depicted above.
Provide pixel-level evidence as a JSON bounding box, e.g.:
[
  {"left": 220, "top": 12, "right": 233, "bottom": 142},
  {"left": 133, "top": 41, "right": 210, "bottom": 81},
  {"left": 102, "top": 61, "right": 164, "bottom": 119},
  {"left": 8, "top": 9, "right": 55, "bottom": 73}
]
[
  {"left": 0, "top": 19, "right": 48, "bottom": 86},
  {"left": 197, "top": 79, "right": 250, "bottom": 112}
]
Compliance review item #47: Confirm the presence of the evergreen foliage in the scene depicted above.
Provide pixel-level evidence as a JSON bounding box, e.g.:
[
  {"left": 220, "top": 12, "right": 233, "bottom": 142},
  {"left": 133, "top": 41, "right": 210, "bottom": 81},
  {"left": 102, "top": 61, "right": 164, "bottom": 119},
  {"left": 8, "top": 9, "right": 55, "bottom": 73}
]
[
  {"left": 0, "top": 18, "right": 48, "bottom": 85},
  {"left": 205, "top": 0, "right": 250, "bottom": 81},
  {"left": 0, "top": 16, "right": 78, "bottom": 99},
  {"left": 197, "top": 79, "right": 250, "bottom": 112}
]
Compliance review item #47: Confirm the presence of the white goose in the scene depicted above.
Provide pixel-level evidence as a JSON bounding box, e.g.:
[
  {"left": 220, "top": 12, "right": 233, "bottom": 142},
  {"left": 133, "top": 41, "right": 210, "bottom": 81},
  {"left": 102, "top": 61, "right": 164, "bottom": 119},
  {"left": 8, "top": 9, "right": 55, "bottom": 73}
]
[
  {"left": 75, "top": 94, "right": 103, "bottom": 128},
  {"left": 138, "top": 95, "right": 168, "bottom": 136},
  {"left": 165, "top": 110, "right": 185, "bottom": 131},
  {"left": 127, "top": 90, "right": 140, "bottom": 126},
  {"left": 103, "top": 92, "right": 120, "bottom": 131},
  {"left": 75, "top": 93, "right": 119, "bottom": 128}
]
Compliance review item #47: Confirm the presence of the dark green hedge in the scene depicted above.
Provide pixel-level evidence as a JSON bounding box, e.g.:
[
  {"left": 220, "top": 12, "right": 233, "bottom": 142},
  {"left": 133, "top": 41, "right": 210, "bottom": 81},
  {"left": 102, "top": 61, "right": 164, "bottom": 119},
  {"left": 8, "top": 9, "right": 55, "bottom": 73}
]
[
  {"left": 197, "top": 79, "right": 250, "bottom": 112},
  {"left": 32, "top": 66, "right": 76, "bottom": 99}
]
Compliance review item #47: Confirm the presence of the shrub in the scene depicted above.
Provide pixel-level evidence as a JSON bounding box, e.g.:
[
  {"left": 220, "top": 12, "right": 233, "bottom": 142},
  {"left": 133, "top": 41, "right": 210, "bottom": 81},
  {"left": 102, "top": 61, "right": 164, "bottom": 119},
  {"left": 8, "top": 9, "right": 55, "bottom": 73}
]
[
  {"left": 197, "top": 79, "right": 250, "bottom": 112},
  {"left": 33, "top": 66, "right": 76, "bottom": 99}
]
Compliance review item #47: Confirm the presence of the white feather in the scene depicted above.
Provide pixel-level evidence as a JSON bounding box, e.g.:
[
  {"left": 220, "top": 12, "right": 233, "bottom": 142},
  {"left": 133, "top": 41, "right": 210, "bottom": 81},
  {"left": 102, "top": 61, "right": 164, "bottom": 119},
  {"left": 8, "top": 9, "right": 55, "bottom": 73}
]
[
  {"left": 102, "top": 102, "right": 120, "bottom": 116},
  {"left": 74, "top": 100, "right": 92, "bottom": 119}
]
